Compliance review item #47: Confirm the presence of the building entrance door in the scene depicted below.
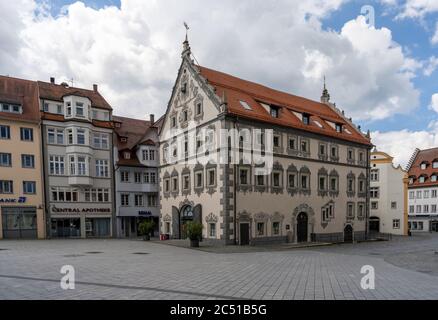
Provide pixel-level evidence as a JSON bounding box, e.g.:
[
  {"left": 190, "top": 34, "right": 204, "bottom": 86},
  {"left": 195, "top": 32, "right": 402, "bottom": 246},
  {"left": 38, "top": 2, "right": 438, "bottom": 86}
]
[
  {"left": 297, "top": 212, "right": 308, "bottom": 243},
  {"left": 344, "top": 225, "right": 353, "bottom": 243},
  {"left": 240, "top": 223, "right": 250, "bottom": 245}
]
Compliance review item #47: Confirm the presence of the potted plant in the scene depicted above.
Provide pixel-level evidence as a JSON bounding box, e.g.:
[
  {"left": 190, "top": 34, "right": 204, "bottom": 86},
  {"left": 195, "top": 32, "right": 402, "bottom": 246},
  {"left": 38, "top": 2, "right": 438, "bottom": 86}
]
[
  {"left": 139, "top": 220, "right": 155, "bottom": 241},
  {"left": 186, "top": 221, "right": 203, "bottom": 247}
]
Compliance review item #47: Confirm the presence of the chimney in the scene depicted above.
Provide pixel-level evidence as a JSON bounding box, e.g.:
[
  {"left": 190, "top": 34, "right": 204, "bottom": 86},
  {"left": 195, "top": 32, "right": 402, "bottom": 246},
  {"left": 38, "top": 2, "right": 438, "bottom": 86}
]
[
  {"left": 93, "top": 84, "right": 98, "bottom": 92},
  {"left": 149, "top": 114, "right": 155, "bottom": 124},
  {"left": 50, "top": 77, "right": 55, "bottom": 84}
]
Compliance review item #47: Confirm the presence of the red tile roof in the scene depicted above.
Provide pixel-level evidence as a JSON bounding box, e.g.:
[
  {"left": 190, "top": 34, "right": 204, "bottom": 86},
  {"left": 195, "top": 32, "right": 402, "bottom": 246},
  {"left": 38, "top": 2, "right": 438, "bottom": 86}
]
[
  {"left": 37, "top": 81, "right": 112, "bottom": 111},
  {"left": 408, "top": 147, "right": 438, "bottom": 188},
  {"left": 0, "top": 76, "right": 40, "bottom": 123},
  {"left": 198, "top": 66, "right": 372, "bottom": 146},
  {"left": 113, "top": 115, "right": 151, "bottom": 151}
]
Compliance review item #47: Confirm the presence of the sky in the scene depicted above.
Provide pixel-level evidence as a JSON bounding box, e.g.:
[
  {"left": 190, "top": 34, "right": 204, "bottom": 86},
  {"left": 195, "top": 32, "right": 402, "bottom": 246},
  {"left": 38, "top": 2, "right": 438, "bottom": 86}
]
[{"left": 0, "top": 0, "right": 437, "bottom": 167}]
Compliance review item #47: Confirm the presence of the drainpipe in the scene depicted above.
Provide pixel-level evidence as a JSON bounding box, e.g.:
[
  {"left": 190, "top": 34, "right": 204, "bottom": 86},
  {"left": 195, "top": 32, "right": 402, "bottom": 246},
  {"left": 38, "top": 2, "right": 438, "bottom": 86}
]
[
  {"left": 233, "top": 118, "right": 239, "bottom": 245},
  {"left": 365, "top": 147, "right": 371, "bottom": 240},
  {"left": 40, "top": 99, "right": 50, "bottom": 239}
]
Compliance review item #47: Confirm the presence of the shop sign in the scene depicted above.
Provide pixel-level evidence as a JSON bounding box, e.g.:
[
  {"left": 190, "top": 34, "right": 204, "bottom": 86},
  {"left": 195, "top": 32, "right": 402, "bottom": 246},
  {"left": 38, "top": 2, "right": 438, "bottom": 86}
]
[
  {"left": 0, "top": 197, "right": 26, "bottom": 203},
  {"left": 52, "top": 206, "right": 111, "bottom": 214},
  {"left": 139, "top": 211, "right": 152, "bottom": 216}
]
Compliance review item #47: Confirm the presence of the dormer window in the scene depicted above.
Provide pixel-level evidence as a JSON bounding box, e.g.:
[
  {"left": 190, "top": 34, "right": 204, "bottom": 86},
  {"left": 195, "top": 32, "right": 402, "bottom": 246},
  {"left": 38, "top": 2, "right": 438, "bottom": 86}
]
[
  {"left": 239, "top": 100, "right": 252, "bottom": 110},
  {"left": 76, "top": 102, "right": 84, "bottom": 117},
  {"left": 335, "top": 123, "right": 342, "bottom": 133},
  {"left": 270, "top": 106, "right": 279, "bottom": 118},
  {"left": 115, "top": 122, "right": 121, "bottom": 128},
  {"left": 66, "top": 102, "right": 72, "bottom": 116},
  {"left": 431, "top": 175, "right": 437, "bottom": 182},
  {"left": 433, "top": 161, "right": 438, "bottom": 169},
  {"left": 1, "top": 102, "right": 22, "bottom": 114},
  {"left": 302, "top": 114, "right": 310, "bottom": 125},
  {"left": 124, "top": 152, "right": 131, "bottom": 160},
  {"left": 419, "top": 176, "right": 426, "bottom": 183},
  {"left": 121, "top": 137, "right": 127, "bottom": 143},
  {"left": 421, "top": 162, "right": 427, "bottom": 170}
]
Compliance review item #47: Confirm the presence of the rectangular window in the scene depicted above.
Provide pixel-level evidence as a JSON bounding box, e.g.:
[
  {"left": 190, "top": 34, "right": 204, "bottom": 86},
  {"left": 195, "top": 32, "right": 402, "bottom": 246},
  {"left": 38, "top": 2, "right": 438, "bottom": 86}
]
[
  {"left": 257, "top": 222, "right": 265, "bottom": 236},
  {"left": 20, "top": 128, "right": 33, "bottom": 141},
  {"left": 66, "top": 102, "right": 72, "bottom": 116},
  {"left": 183, "top": 175, "right": 190, "bottom": 190},
  {"left": 240, "top": 168, "right": 249, "bottom": 185},
  {"left": 416, "top": 205, "right": 422, "bottom": 213},
  {"left": 195, "top": 172, "right": 203, "bottom": 188},
  {"left": 301, "top": 175, "right": 308, "bottom": 189},
  {"left": 270, "top": 106, "right": 279, "bottom": 118},
  {"left": 393, "top": 219, "right": 400, "bottom": 229},
  {"left": 273, "top": 135, "right": 280, "bottom": 148},
  {"left": 23, "top": 181, "right": 36, "bottom": 194},
  {"left": 121, "top": 194, "right": 130, "bottom": 206},
  {"left": 172, "top": 177, "right": 178, "bottom": 191},
  {"left": 164, "top": 179, "right": 170, "bottom": 192},
  {"left": 51, "top": 187, "right": 78, "bottom": 202},
  {"left": 208, "top": 169, "right": 216, "bottom": 187},
  {"left": 409, "top": 205, "right": 414, "bottom": 213},
  {"left": 134, "top": 194, "right": 144, "bottom": 207},
  {"left": 133, "top": 172, "right": 141, "bottom": 183},
  {"left": 347, "top": 203, "right": 354, "bottom": 218},
  {"left": 424, "top": 205, "right": 429, "bottom": 213},
  {"left": 301, "top": 140, "right": 308, "bottom": 153},
  {"left": 0, "top": 180, "right": 13, "bottom": 194},
  {"left": 319, "top": 144, "right": 326, "bottom": 156},
  {"left": 391, "top": 202, "right": 397, "bottom": 209},
  {"left": 416, "top": 191, "right": 422, "bottom": 199},
  {"left": 67, "top": 129, "right": 73, "bottom": 144},
  {"left": 330, "top": 177, "right": 337, "bottom": 191},
  {"left": 196, "top": 103, "right": 202, "bottom": 115},
  {"left": 84, "top": 188, "right": 109, "bottom": 202},
  {"left": 424, "top": 190, "right": 430, "bottom": 199},
  {"left": 93, "top": 133, "right": 109, "bottom": 149},
  {"left": 77, "top": 156, "right": 86, "bottom": 176},
  {"left": 370, "top": 187, "right": 379, "bottom": 198},
  {"left": 21, "top": 154, "right": 35, "bottom": 168},
  {"left": 348, "top": 178, "right": 354, "bottom": 192},
  {"left": 409, "top": 191, "right": 415, "bottom": 199},
  {"left": 371, "top": 201, "right": 378, "bottom": 210},
  {"left": 69, "top": 156, "right": 76, "bottom": 175},
  {"left": 95, "top": 160, "right": 109, "bottom": 178},
  {"left": 49, "top": 155, "right": 65, "bottom": 175},
  {"left": 57, "top": 104, "right": 63, "bottom": 114},
  {"left": 0, "top": 125, "right": 11, "bottom": 139},
  {"left": 371, "top": 169, "right": 379, "bottom": 182},
  {"left": 256, "top": 175, "right": 265, "bottom": 186},
  {"left": 0, "top": 153, "right": 12, "bottom": 167},
  {"left": 121, "top": 171, "right": 129, "bottom": 182},
  {"left": 77, "top": 129, "right": 86, "bottom": 145},
  {"left": 147, "top": 195, "right": 157, "bottom": 207},
  {"left": 358, "top": 203, "right": 365, "bottom": 218},
  {"left": 288, "top": 173, "right": 296, "bottom": 188},
  {"left": 150, "top": 172, "right": 156, "bottom": 184},
  {"left": 432, "top": 205, "right": 437, "bottom": 213},
  {"left": 348, "top": 149, "right": 354, "bottom": 161},
  {"left": 273, "top": 172, "right": 281, "bottom": 187},
  {"left": 76, "top": 102, "right": 84, "bottom": 117},
  {"left": 319, "top": 176, "right": 326, "bottom": 191},
  {"left": 272, "top": 222, "right": 280, "bottom": 235},
  {"left": 289, "top": 138, "right": 296, "bottom": 150}
]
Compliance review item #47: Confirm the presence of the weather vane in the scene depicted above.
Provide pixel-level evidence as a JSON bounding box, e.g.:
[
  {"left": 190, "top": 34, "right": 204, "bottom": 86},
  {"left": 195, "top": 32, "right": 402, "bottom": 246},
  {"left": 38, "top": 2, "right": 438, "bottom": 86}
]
[{"left": 183, "top": 21, "right": 189, "bottom": 38}]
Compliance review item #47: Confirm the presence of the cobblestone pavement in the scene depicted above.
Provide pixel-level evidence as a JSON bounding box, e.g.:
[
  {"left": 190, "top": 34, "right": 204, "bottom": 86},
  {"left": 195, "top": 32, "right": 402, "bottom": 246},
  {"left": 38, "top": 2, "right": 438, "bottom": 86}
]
[{"left": 0, "top": 234, "right": 438, "bottom": 300}]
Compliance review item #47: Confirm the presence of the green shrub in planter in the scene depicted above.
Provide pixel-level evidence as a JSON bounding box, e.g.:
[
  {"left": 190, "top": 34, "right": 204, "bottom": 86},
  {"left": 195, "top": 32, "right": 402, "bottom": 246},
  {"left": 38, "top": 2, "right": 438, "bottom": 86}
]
[
  {"left": 186, "top": 221, "right": 203, "bottom": 247},
  {"left": 139, "top": 221, "right": 155, "bottom": 241}
]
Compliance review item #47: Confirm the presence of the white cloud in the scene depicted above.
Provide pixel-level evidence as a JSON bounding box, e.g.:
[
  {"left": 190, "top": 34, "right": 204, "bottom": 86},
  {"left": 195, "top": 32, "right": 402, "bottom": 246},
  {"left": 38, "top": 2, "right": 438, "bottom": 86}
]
[
  {"left": 372, "top": 124, "right": 438, "bottom": 168},
  {"left": 397, "top": 0, "right": 438, "bottom": 19},
  {"left": 432, "top": 22, "right": 438, "bottom": 44},
  {"left": 431, "top": 93, "right": 438, "bottom": 113},
  {"left": 0, "top": 0, "right": 421, "bottom": 121},
  {"left": 423, "top": 56, "right": 438, "bottom": 76}
]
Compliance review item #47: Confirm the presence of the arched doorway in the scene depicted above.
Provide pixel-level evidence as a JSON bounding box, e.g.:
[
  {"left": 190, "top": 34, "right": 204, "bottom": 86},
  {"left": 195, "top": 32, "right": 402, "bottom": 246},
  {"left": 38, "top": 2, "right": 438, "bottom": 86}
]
[
  {"left": 180, "top": 205, "right": 194, "bottom": 239},
  {"left": 344, "top": 225, "right": 353, "bottom": 243},
  {"left": 369, "top": 216, "right": 380, "bottom": 233},
  {"left": 297, "top": 212, "right": 308, "bottom": 243}
]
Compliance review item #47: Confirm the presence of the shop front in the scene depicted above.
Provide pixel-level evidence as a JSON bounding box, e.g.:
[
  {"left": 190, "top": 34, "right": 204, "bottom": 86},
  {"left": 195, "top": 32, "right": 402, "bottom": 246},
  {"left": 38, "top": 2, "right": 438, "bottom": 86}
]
[
  {"left": 50, "top": 205, "right": 112, "bottom": 238},
  {"left": 1, "top": 206, "right": 38, "bottom": 239}
]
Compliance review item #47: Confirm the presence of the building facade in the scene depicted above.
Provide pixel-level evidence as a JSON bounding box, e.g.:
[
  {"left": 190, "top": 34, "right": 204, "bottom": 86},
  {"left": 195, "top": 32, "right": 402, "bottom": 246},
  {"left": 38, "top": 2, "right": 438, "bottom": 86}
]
[
  {"left": 40, "top": 79, "right": 115, "bottom": 238},
  {"left": 369, "top": 150, "right": 408, "bottom": 235},
  {"left": 0, "top": 76, "right": 45, "bottom": 239},
  {"left": 113, "top": 115, "right": 161, "bottom": 237},
  {"left": 159, "top": 39, "right": 373, "bottom": 245},
  {"left": 407, "top": 148, "right": 438, "bottom": 233}
]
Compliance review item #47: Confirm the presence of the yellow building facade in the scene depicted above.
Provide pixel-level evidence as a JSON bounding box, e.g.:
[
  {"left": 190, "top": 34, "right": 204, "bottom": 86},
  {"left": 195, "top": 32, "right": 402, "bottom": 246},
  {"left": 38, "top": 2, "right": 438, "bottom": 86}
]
[{"left": 0, "top": 76, "right": 45, "bottom": 239}]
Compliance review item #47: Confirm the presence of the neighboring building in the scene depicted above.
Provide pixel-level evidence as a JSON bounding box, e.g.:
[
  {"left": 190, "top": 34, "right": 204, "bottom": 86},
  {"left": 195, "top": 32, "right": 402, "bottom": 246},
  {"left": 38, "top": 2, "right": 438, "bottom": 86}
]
[
  {"left": 113, "top": 115, "right": 161, "bottom": 238},
  {"left": 40, "top": 78, "right": 115, "bottom": 238},
  {"left": 369, "top": 150, "right": 408, "bottom": 235},
  {"left": 406, "top": 148, "right": 438, "bottom": 233},
  {"left": 158, "top": 38, "right": 373, "bottom": 245},
  {"left": 0, "top": 76, "right": 45, "bottom": 239}
]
